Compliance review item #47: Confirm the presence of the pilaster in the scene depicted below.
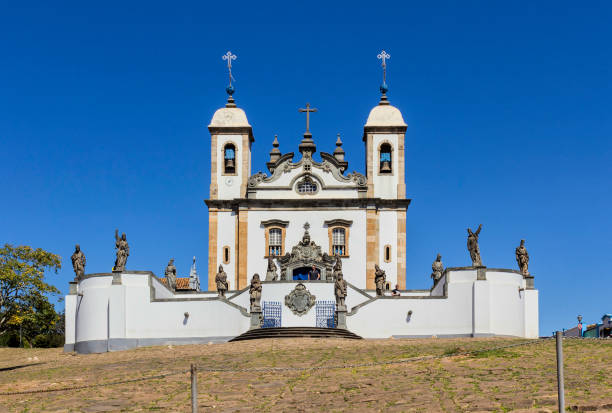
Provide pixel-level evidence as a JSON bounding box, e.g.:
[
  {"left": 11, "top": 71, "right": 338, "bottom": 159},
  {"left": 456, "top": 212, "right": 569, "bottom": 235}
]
[
  {"left": 237, "top": 207, "right": 249, "bottom": 290},
  {"left": 396, "top": 209, "right": 406, "bottom": 290},
  {"left": 208, "top": 210, "right": 218, "bottom": 291},
  {"left": 366, "top": 207, "right": 379, "bottom": 289}
]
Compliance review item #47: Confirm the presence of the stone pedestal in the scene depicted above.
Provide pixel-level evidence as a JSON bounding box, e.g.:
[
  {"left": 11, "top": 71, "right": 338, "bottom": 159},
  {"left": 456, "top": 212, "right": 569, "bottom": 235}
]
[
  {"left": 112, "top": 270, "right": 122, "bottom": 285},
  {"left": 525, "top": 275, "right": 535, "bottom": 290},
  {"left": 336, "top": 305, "right": 347, "bottom": 329},
  {"left": 250, "top": 311, "right": 262, "bottom": 330},
  {"left": 475, "top": 266, "right": 487, "bottom": 280},
  {"left": 68, "top": 281, "right": 78, "bottom": 295}
]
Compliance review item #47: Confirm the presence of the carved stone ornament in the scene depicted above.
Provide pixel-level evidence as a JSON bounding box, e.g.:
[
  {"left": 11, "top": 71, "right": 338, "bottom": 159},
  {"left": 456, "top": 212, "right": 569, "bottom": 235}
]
[
  {"left": 347, "top": 171, "right": 367, "bottom": 187},
  {"left": 284, "top": 283, "right": 316, "bottom": 316},
  {"left": 276, "top": 224, "right": 335, "bottom": 280},
  {"left": 247, "top": 172, "right": 267, "bottom": 187}
]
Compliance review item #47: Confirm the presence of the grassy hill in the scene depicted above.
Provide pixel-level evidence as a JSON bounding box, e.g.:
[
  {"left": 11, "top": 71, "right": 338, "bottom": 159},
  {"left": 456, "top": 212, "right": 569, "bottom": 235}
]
[{"left": 0, "top": 337, "right": 610, "bottom": 412}]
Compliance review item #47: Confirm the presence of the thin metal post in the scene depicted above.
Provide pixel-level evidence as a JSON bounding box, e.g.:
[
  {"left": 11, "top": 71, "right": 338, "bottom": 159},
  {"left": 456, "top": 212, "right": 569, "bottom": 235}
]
[
  {"left": 556, "top": 331, "right": 565, "bottom": 412},
  {"left": 191, "top": 363, "right": 198, "bottom": 413}
]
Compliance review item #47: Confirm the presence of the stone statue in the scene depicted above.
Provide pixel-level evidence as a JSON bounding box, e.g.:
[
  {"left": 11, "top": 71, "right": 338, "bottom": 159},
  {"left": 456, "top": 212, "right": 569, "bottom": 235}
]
[
  {"left": 374, "top": 264, "right": 386, "bottom": 297},
  {"left": 249, "top": 273, "right": 262, "bottom": 312},
  {"left": 165, "top": 258, "right": 177, "bottom": 290},
  {"left": 515, "top": 239, "right": 530, "bottom": 276},
  {"left": 215, "top": 264, "right": 228, "bottom": 297},
  {"left": 467, "top": 224, "right": 483, "bottom": 266},
  {"left": 265, "top": 255, "right": 278, "bottom": 281},
  {"left": 71, "top": 244, "right": 86, "bottom": 280},
  {"left": 334, "top": 271, "right": 347, "bottom": 308},
  {"left": 113, "top": 229, "right": 129, "bottom": 272},
  {"left": 431, "top": 253, "right": 444, "bottom": 283},
  {"left": 333, "top": 253, "right": 342, "bottom": 279}
]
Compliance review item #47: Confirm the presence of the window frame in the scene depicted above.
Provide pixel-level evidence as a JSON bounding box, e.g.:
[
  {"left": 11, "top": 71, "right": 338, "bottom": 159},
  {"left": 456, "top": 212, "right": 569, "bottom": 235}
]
[
  {"left": 384, "top": 244, "right": 392, "bottom": 263},
  {"left": 222, "top": 246, "right": 231, "bottom": 264},
  {"left": 378, "top": 142, "right": 394, "bottom": 175},
  {"left": 261, "top": 220, "right": 289, "bottom": 258},
  {"left": 222, "top": 143, "right": 238, "bottom": 176},
  {"left": 325, "top": 219, "right": 352, "bottom": 258}
]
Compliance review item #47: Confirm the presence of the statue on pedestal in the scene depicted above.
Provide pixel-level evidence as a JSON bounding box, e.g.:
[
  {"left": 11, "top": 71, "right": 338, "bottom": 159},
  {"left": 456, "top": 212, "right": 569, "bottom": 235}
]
[
  {"left": 113, "top": 229, "right": 129, "bottom": 272},
  {"left": 374, "top": 264, "right": 386, "bottom": 297},
  {"left": 515, "top": 239, "right": 530, "bottom": 276},
  {"left": 215, "top": 264, "right": 228, "bottom": 297},
  {"left": 165, "top": 258, "right": 177, "bottom": 291},
  {"left": 431, "top": 253, "right": 444, "bottom": 283},
  {"left": 334, "top": 271, "right": 347, "bottom": 308},
  {"left": 333, "top": 253, "right": 342, "bottom": 279},
  {"left": 71, "top": 244, "right": 86, "bottom": 280},
  {"left": 265, "top": 256, "right": 278, "bottom": 281},
  {"left": 467, "top": 224, "right": 483, "bottom": 266},
  {"left": 249, "top": 273, "right": 262, "bottom": 312}
]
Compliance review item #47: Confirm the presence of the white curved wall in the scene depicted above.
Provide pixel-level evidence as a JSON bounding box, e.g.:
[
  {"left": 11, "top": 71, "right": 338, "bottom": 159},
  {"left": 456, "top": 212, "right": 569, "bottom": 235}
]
[{"left": 66, "top": 268, "right": 538, "bottom": 353}]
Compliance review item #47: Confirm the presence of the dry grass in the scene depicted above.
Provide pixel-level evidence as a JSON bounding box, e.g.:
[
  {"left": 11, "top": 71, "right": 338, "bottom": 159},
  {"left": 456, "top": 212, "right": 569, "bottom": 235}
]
[{"left": 0, "top": 337, "right": 610, "bottom": 412}]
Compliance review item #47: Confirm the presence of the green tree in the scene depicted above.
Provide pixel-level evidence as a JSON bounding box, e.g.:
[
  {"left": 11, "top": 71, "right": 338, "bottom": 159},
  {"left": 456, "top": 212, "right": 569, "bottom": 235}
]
[{"left": 0, "top": 244, "right": 61, "bottom": 338}]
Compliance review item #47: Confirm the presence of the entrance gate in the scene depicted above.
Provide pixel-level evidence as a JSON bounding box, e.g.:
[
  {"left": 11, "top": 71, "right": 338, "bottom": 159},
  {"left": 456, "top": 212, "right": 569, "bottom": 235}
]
[
  {"left": 316, "top": 301, "right": 336, "bottom": 328},
  {"left": 262, "top": 301, "right": 282, "bottom": 328}
]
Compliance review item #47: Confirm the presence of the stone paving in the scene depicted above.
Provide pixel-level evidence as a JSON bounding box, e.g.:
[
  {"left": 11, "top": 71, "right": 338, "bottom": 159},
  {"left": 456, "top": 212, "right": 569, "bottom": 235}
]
[{"left": 0, "top": 337, "right": 610, "bottom": 412}]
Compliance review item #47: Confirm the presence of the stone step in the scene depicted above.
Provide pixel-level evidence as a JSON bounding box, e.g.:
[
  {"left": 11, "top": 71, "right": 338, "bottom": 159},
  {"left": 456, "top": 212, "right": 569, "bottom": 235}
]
[{"left": 229, "top": 327, "right": 363, "bottom": 342}]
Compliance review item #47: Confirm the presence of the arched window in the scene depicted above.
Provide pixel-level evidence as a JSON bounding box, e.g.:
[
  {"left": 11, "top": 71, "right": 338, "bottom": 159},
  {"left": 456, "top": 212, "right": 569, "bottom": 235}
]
[
  {"left": 332, "top": 228, "right": 346, "bottom": 256},
  {"left": 223, "top": 143, "right": 236, "bottom": 174},
  {"left": 379, "top": 143, "right": 392, "bottom": 173},
  {"left": 268, "top": 228, "right": 282, "bottom": 256},
  {"left": 223, "top": 246, "right": 230, "bottom": 264},
  {"left": 296, "top": 175, "right": 318, "bottom": 195},
  {"left": 384, "top": 245, "right": 392, "bottom": 263}
]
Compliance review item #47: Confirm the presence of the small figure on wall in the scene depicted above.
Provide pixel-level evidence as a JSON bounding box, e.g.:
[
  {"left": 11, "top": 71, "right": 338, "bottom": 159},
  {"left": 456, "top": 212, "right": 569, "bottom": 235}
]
[
  {"left": 431, "top": 253, "right": 444, "bottom": 283},
  {"left": 113, "top": 229, "right": 129, "bottom": 272},
  {"left": 467, "top": 224, "right": 483, "bottom": 266},
  {"left": 215, "top": 264, "right": 229, "bottom": 297},
  {"left": 266, "top": 255, "right": 278, "bottom": 281},
  {"left": 334, "top": 271, "right": 347, "bottom": 308},
  {"left": 249, "top": 273, "right": 262, "bottom": 312},
  {"left": 515, "top": 239, "right": 530, "bottom": 276},
  {"left": 374, "top": 264, "right": 386, "bottom": 297},
  {"left": 71, "top": 244, "right": 86, "bottom": 281},
  {"left": 165, "top": 258, "right": 177, "bottom": 291}
]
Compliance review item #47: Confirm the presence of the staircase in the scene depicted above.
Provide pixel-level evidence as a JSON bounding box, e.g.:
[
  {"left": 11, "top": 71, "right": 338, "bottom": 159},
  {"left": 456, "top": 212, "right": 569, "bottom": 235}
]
[{"left": 229, "top": 327, "right": 362, "bottom": 342}]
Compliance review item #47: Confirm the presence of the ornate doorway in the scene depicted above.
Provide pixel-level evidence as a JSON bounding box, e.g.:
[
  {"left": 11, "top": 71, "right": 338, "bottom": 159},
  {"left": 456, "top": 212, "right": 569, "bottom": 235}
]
[{"left": 276, "top": 223, "right": 335, "bottom": 281}]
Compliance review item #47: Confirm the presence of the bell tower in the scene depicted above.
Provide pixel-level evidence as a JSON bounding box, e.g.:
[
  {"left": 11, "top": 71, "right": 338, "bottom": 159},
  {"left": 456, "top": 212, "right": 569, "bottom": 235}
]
[
  {"left": 363, "top": 50, "right": 408, "bottom": 291},
  {"left": 206, "top": 51, "right": 254, "bottom": 292},
  {"left": 363, "top": 52, "right": 407, "bottom": 200}
]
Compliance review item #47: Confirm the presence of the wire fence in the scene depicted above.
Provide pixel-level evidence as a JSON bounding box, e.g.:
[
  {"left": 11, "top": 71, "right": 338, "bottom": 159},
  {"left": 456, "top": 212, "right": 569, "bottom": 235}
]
[
  {"left": 0, "top": 336, "right": 608, "bottom": 398},
  {"left": 0, "top": 336, "right": 573, "bottom": 396}
]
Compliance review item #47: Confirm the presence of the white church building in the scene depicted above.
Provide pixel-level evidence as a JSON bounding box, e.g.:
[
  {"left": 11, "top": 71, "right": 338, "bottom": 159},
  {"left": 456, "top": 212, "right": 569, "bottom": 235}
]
[{"left": 64, "top": 63, "right": 539, "bottom": 353}]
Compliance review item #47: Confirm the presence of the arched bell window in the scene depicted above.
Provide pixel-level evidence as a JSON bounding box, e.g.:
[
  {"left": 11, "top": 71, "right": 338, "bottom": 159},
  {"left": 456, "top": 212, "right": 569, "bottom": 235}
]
[
  {"left": 223, "top": 143, "right": 236, "bottom": 174},
  {"left": 379, "top": 143, "right": 392, "bottom": 174}
]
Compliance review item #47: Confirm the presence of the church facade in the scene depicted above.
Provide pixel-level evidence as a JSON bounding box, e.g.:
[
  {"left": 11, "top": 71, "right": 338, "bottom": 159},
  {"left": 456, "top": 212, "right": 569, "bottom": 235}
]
[
  {"left": 63, "top": 83, "right": 539, "bottom": 354},
  {"left": 206, "top": 93, "right": 409, "bottom": 292}
]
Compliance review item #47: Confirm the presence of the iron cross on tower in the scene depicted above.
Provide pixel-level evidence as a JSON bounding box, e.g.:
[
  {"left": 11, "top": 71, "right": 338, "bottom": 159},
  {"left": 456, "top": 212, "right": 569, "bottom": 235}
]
[
  {"left": 222, "top": 51, "right": 236, "bottom": 87},
  {"left": 377, "top": 50, "right": 390, "bottom": 83},
  {"left": 299, "top": 103, "right": 318, "bottom": 133}
]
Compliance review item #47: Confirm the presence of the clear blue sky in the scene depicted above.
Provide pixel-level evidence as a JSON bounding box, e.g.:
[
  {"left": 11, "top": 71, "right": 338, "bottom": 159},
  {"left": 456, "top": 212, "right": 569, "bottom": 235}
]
[{"left": 1, "top": 1, "right": 610, "bottom": 336}]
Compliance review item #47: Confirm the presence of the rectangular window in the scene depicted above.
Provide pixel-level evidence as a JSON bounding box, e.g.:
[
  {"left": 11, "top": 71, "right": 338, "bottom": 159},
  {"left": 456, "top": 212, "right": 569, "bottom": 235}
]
[
  {"left": 332, "top": 228, "right": 345, "bottom": 256},
  {"left": 269, "top": 228, "right": 282, "bottom": 256}
]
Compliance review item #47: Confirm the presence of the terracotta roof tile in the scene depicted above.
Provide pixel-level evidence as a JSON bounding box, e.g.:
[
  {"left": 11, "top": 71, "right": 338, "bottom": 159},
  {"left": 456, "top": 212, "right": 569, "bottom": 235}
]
[{"left": 159, "top": 277, "right": 194, "bottom": 290}]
